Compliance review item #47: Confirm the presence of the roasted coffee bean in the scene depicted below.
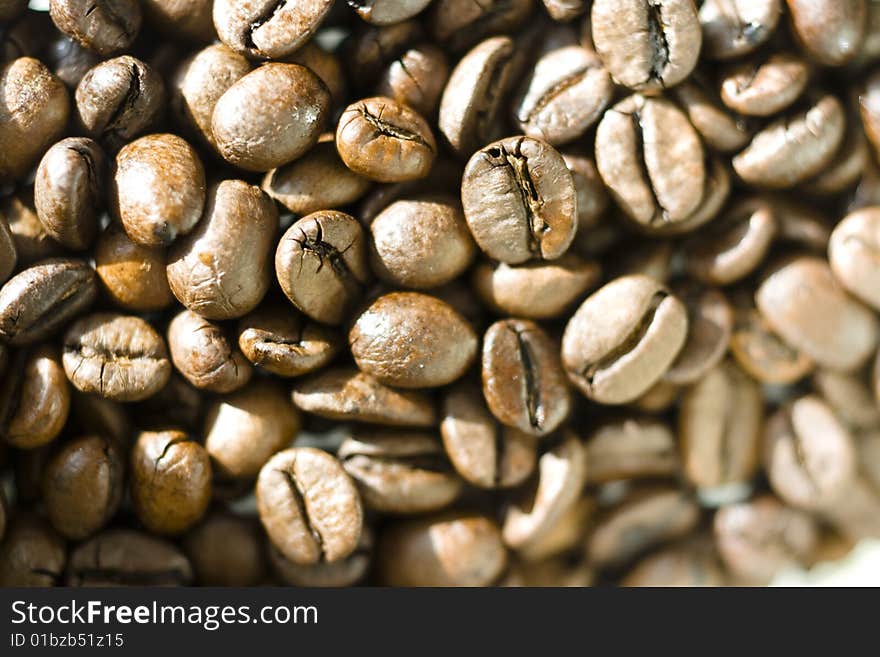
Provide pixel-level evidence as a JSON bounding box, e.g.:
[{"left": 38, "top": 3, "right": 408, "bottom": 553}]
[
  {"left": 369, "top": 194, "right": 476, "bottom": 289},
  {"left": 0, "top": 345, "right": 70, "bottom": 449},
  {"left": 213, "top": 0, "right": 333, "bottom": 60},
  {"left": 0, "top": 58, "right": 70, "bottom": 182},
  {"left": 131, "top": 429, "right": 212, "bottom": 535},
  {"left": 786, "top": 0, "right": 866, "bottom": 66},
  {"left": 183, "top": 512, "right": 265, "bottom": 586},
  {"left": 622, "top": 537, "right": 727, "bottom": 586},
  {"left": 339, "top": 430, "right": 463, "bottom": 514},
  {"left": 0, "top": 0, "right": 25, "bottom": 21},
  {"left": 284, "top": 41, "right": 346, "bottom": 107},
  {"left": 350, "top": 0, "right": 431, "bottom": 25},
  {"left": 349, "top": 292, "right": 478, "bottom": 389},
  {"left": 756, "top": 256, "right": 878, "bottom": 372},
  {"left": 132, "top": 374, "right": 202, "bottom": 431},
  {"left": 0, "top": 215, "right": 16, "bottom": 284},
  {"left": 66, "top": 529, "right": 192, "bottom": 586},
  {"left": 212, "top": 64, "right": 330, "bottom": 172},
  {"left": 733, "top": 94, "right": 845, "bottom": 189},
  {"left": 344, "top": 19, "right": 425, "bottom": 84},
  {"left": 257, "top": 447, "right": 363, "bottom": 565},
  {"left": 0, "top": 259, "right": 97, "bottom": 346},
  {"left": 699, "top": 0, "right": 781, "bottom": 60},
  {"left": 562, "top": 151, "right": 609, "bottom": 235},
  {"left": 291, "top": 368, "right": 436, "bottom": 427},
  {"left": 0, "top": 514, "right": 66, "bottom": 586},
  {"left": 69, "top": 390, "right": 131, "bottom": 444},
  {"left": 720, "top": 53, "right": 810, "bottom": 117},
  {"left": 503, "top": 555, "right": 595, "bottom": 587},
  {"left": 813, "top": 369, "right": 880, "bottom": 430},
  {"left": 587, "top": 486, "right": 701, "bottom": 568},
  {"left": 336, "top": 96, "right": 436, "bottom": 183},
  {"left": 764, "top": 395, "right": 857, "bottom": 511},
  {"left": 671, "top": 79, "right": 753, "bottom": 154},
  {"left": 829, "top": 207, "right": 880, "bottom": 311},
  {"left": 591, "top": 0, "right": 702, "bottom": 92},
  {"left": 429, "top": 0, "right": 533, "bottom": 52},
  {"left": 596, "top": 94, "right": 706, "bottom": 227},
  {"left": 378, "top": 511, "right": 507, "bottom": 586},
  {"left": 171, "top": 44, "right": 252, "bottom": 151},
  {"left": 375, "top": 43, "right": 449, "bottom": 117},
  {"left": 684, "top": 197, "right": 778, "bottom": 286},
  {"left": 502, "top": 432, "right": 587, "bottom": 550},
  {"left": 42, "top": 434, "right": 124, "bottom": 540},
  {"left": 75, "top": 56, "right": 165, "bottom": 150},
  {"left": 714, "top": 495, "right": 818, "bottom": 585},
  {"left": 513, "top": 44, "right": 612, "bottom": 145},
  {"left": 807, "top": 122, "right": 868, "bottom": 197},
  {"left": 664, "top": 283, "right": 733, "bottom": 385},
  {"left": 168, "top": 180, "right": 277, "bottom": 320},
  {"left": 168, "top": 310, "right": 252, "bottom": 394},
  {"left": 440, "top": 382, "right": 538, "bottom": 489},
  {"left": 44, "top": 34, "right": 101, "bottom": 89},
  {"left": 276, "top": 211, "right": 369, "bottom": 326},
  {"left": 34, "top": 138, "right": 104, "bottom": 251},
  {"left": 562, "top": 275, "right": 688, "bottom": 405},
  {"left": 514, "top": 494, "right": 595, "bottom": 563},
  {"left": 262, "top": 136, "right": 371, "bottom": 216},
  {"left": 49, "top": 0, "right": 141, "bottom": 56},
  {"left": 63, "top": 312, "right": 172, "bottom": 401},
  {"left": 270, "top": 528, "right": 372, "bottom": 587},
  {"left": 482, "top": 319, "right": 569, "bottom": 436},
  {"left": 679, "top": 360, "right": 763, "bottom": 492},
  {"left": 462, "top": 136, "right": 577, "bottom": 264},
  {"left": 111, "top": 134, "right": 205, "bottom": 247},
  {"left": 141, "top": 0, "right": 214, "bottom": 43},
  {"left": 94, "top": 225, "right": 174, "bottom": 312},
  {"left": 205, "top": 379, "right": 301, "bottom": 480},
  {"left": 585, "top": 416, "right": 678, "bottom": 484},
  {"left": 3, "top": 191, "right": 64, "bottom": 267}
]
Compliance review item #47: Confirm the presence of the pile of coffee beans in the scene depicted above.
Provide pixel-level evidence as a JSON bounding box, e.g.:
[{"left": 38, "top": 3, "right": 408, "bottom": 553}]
[{"left": 4, "top": 0, "right": 880, "bottom": 587}]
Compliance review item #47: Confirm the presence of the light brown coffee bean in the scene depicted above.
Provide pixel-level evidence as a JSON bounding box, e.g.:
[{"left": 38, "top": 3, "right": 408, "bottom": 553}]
[
  {"left": 49, "top": 0, "right": 141, "bottom": 56},
  {"left": 269, "top": 529, "right": 373, "bottom": 587},
  {"left": 584, "top": 416, "right": 678, "bottom": 484},
  {"left": 829, "top": 207, "right": 880, "bottom": 311},
  {"left": 786, "top": 0, "right": 866, "bottom": 66},
  {"left": 168, "top": 310, "right": 252, "bottom": 394},
  {"left": 720, "top": 52, "right": 810, "bottom": 117},
  {"left": 813, "top": 369, "right": 880, "bottom": 430},
  {"left": 622, "top": 537, "right": 727, "bottom": 586},
  {"left": 429, "top": 0, "right": 532, "bottom": 52},
  {"left": 671, "top": 78, "right": 753, "bottom": 153},
  {"left": 94, "top": 226, "right": 174, "bottom": 312},
  {"left": 699, "top": 0, "right": 782, "bottom": 60}
]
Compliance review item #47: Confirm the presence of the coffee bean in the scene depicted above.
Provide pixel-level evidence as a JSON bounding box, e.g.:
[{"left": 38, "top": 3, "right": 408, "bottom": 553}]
[
  {"left": 0, "top": 514, "right": 66, "bottom": 586},
  {"left": 720, "top": 52, "right": 810, "bottom": 117},
  {"left": 63, "top": 312, "right": 172, "bottom": 401},
  {"left": 168, "top": 180, "right": 277, "bottom": 320},
  {"left": 275, "top": 210, "right": 370, "bottom": 326},
  {"left": 699, "top": 0, "right": 782, "bottom": 60},
  {"left": 482, "top": 319, "right": 570, "bottom": 436},
  {"left": 595, "top": 94, "right": 706, "bottom": 227},
  {"left": 49, "top": 0, "right": 141, "bottom": 56},
  {"left": 262, "top": 136, "right": 371, "bottom": 216},
  {"left": 292, "top": 367, "right": 437, "bottom": 427},
  {"left": 369, "top": 194, "right": 476, "bottom": 289},
  {"left": 212, "top": 63, "right": 330, "bottom": 172},
  {"left": 3, "top": 191, "right": 65, "bottom": 267},
  {"left": 514, "top": 44, "right": 612, "bottom": 145},
  {"left": 623, "top": 536, "right": 727, "bottom": 586},
  {"left": 336, "top": 96, "right": 436, "bottom": 182},
  {"left": 756, "top": 256, "right": 878, "bottom": 371},
  {"left": 0, "top": 345, "right": 70, "bottom": 449},
  {"left": 34, "top": 137, "right": 105, "bottom": 251},
  {"left": 0, "top": 258, "right": 97, "bottom": 346},
  {"left": 284, "top": 41, "right": 346, "bottom": 107},
  {"left": 733, "top": 94, "right": 845, "bottom": 188},
  {"left": 807, "top": 122, "right": 868, "bottom": 196},
  {"left": 44, "top": 33, "right": 101, "bottom": 88},
  {"left": 75, "top": 56, "right": 164, "bottom": 150},
  {"left": 462, "top": 136, "right": 577, "bottom": 264},
  {"left": 430, "top": 0, "right": 533, "bottom": 52},
  {"left": 345, "top": 19, "right": 425, "bottom": 84},
  {"left": 183, "top": 512, "right": 266, "bottom": 587},
  {"left": 0, "top": 215, "right": 16, "bottom": 284},
  {"left": 764, "top": 395, "right": 857, "bottom": 510},
  {"left": 377, "top": 511, "right": 507, "bottom": 586},
  {"left": 213, "top": 0, "right": 333, "bottom": 60},
  {"left": 42, "top": 434, "right": 124, "bottom": 540},
  {"left": 562, "top": 151, "right": 609, "bottom": 235},
  {"left": 141, "top": 0, "right": 214, "bottom": 44},
  {"left": 350, "top": 0, "right": 431, "bottom": 25},
  {"left": 829, "top": 207, "right": 880, "bottom": 311},
  {"left": 168, "top": 309, "right": 252, "bottom": 393},
  {"left": 132, "top": 374, "right": 202, "bottom": 431},
  {"left": 786, "top": 0, "right": 866, "bottom": 66},
  {"left": 562, "top": 275, "right": 688, "bottom": 405},
  {"left": 205, "top": 379, "right": 301, "bottom": 480},
  {"left": 95, "top": 225, "right": 174, "bottom": 312},
  {"left": 671, "top": 78, "right": 753, "bottom": 153},
  {"left": 69, "top": 390, "right": 131, "bottom": 444},
  {"left": 66, "top": 529, "right": 192, "bottom": 586},
  {"left": 585, "top": 416, "right": 678, "bottom": 484},
  {"left": 591, "top": 0, "right": 702, "bottom": 92},
  {"left": 440, "top": 381, "right": 538, "bottom": 489},
  {"left": 339, "top": 430, "right": 463, "bottom": 514},
  {"left": 257, "top": 447, "right": 363, "bottom": 565},
  {"left": 664, "top": 283, "right": 733, "bottom": 385},
  {"left": 813, "top": 369, "right": 880, "bottom": 430},
  {"left": 131, "top": 429, "right": 212, "bottom": 535},
  {"left": 349, "top": 292, "right": 478, "bottom": 388},
  {"left": 269, "top": 527, "right": 372, "bottom": 587},
  {"left": 0, "top": 58, "right": 70, "bottom": 181},
  {"left": 375, "top": 43, "right": 449, "bottom": 117},
  {"left": 111, "top": 134, "right": 205, "bottom": 247}
]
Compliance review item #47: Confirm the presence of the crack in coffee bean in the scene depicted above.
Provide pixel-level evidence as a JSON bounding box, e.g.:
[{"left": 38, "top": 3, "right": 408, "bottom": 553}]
[
  {"left": 280, "top": 467, "right": 326, "bottom": 561},
  {"left": 291, "top": 221, "right": 363, "bottom": 295},
  {"left": 245, "top": 0, "right": 288, "bottom": 50},
  {"left": 509, "top": 325, "right": 543, "bottom": 431},
  {"left": 517, "top": 65, "right": 593, "bottom": 125},
  {"left": 103, "top": 62, "right": 141, "bottom": 138},
  {"left": 486, "top": 141, "right": 547, "bottom": 255},
  {"left": 646, "top": 1, "right": 670, "bottom": 84},
  {"left": 358, "top": 102, "right": 433, "bottom": 148}
]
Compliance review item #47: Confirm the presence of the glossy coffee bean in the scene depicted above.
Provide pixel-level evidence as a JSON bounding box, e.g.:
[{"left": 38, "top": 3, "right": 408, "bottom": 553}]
[
  {"left": 699, "top": 0, "right": 781, "bottom": 60},
  {"left": 49, "top": 0, "right": 142, "bottom": 56},
  {"left": 829, "top": 207, "right": 880, "bottom": 311},
  {"left": 168, "top": 310, "right": 252, "bottom": 394},
  {"left": 0, "top": 514, "right": 66, "bottom": 586},
  {"left": 94, "top": 226, "right": 174, "bottom": 312},
  {"left": 786, "top": 0, "right": 866, "bottom": 66}
]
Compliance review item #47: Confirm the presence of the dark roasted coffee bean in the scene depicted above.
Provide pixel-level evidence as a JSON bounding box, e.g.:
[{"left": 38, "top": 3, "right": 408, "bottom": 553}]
[
  {"left": 339, "top": 430, "right": 463, "bottom": 514},
  {"left": 349, "top": 292, "right": 478, "bottom": 389},
  {"left": 34, "top": 138, "right": 104, "bottom": 250},
  {"left": 0, "top": 514, "right": 66, "bottom": 586},
  {"left": 131, "top": 429, "right": 212, "bottom": 535},
  {"left": 0, "top": 259, "right": 97, "bottom": 346},
  {"left": 63, "top": 312, "right": 172, "bottom": 401},
  {"left": 42, "top": 434, "right": 124, "bottom": 540},
  {"left": 275, "top": 210, "right": 370, "bottom": 326},
  {"left": 49, "top": 0, "right": 141, "bottom": 56},
  {"left": 44, "top": 34, "right": 101, "bottom": 88},
  {"left": 440, "top": 381, "right": 538, "bottom": 489},
  {"left": 168, "top": 310, "right": 252, "bottom": 394},
  {"left": 257, "top": 447, "right": 363, "bottom": 565},
  {"left": 141, "top": 0, "right": 214, "bottom": 44},
  {"left": 462, "top": 136, "right": 577, "bottom": 264},
  {"left": 66, "top": 529, "right": 192, "bottom": 586}
]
